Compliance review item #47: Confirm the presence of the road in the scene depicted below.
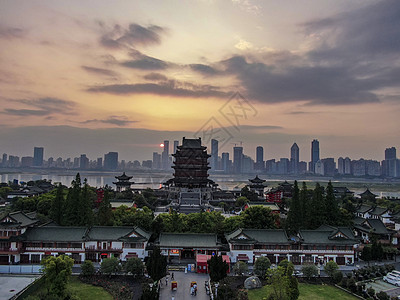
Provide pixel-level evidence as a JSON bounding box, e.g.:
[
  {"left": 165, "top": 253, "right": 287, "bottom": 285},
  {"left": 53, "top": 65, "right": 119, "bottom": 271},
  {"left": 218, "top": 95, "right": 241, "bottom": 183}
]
[{"left": 159, "top": 271, "right": 210, "bottom": 300}]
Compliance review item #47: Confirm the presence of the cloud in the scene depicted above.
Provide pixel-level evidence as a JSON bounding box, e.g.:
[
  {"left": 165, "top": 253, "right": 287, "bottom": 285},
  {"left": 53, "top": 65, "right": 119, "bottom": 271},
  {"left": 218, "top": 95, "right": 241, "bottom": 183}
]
[
  {"left": 87, "top": 80, "right": 227, "bottom": 98},
  {"left": 81, "top": 66, "right": 118, "bottom": 77},
  {"left": 2, "top": 97, "right": 76, "bottom": 116},
  {"left": 15, "top": 97, "right": 75, "bottom": 111},
  {"left": 189, "top": 64, "right": 219, "bottom": 76},
  {"left": 239, "top": 125, "right": 283, "bottom": 130},
  {"left": 81, "top": 116, "right": 138, "bottom": 126},
  {"left": 122, "top": 55, "right": 169, "bottom": 70},
  {"left": 3, "top": 109, "right": 49, "bottom": 116},
  {"left": 143, "top": 73, "right": 168, "bottom": 81},
  {"left": 302, "top": 0, "right": 400, "bottom": 58},
  {"left": 99, "top": 23, "right": 167, "bottom": 49},
  {"left": 0, "top": 25, "right": 26, "bottom": 39}
]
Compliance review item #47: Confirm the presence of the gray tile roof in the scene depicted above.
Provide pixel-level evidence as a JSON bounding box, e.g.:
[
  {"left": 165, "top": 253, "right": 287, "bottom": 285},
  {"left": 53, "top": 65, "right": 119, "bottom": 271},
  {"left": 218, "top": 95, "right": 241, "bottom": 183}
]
[
  {"left": 20, "top": 226, "right": 87, "bottom": 242},
  {"left": 225, "top": 228, "right": 289, "bottom": 244},
  {"left": 299, "top": 228, "right": 358, "bottom": 245},
  {"left": 157, "top": 233, "right": 219, "bottom": 248}
]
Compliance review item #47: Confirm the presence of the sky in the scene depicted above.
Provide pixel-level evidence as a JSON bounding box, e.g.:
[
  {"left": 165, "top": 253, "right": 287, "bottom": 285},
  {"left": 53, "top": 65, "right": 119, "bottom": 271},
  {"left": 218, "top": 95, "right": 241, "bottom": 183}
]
[{"left": 0, "top": 0, "right": 399, "bottom": 163}]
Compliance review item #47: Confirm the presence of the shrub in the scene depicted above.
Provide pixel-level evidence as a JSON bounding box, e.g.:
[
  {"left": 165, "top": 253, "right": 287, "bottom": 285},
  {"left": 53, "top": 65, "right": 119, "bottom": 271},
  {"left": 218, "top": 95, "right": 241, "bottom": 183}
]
[
  {"left": 81, "top": 260, "right": 95, "bottom": 276},
  {"left": 347, "top": 277, "right": 357, "bottom": 293},
  {"left": 376, "top": 291, "right": 390, "bottom": 300},
  {"left": 367, "top": 287, "right": 375, "bottom": 297},
  {"left": 340, "top": 277, "right": 348, "bottom": 288},
  {"left": 332, "top": 270, "right": 343, "bottom": 284}
]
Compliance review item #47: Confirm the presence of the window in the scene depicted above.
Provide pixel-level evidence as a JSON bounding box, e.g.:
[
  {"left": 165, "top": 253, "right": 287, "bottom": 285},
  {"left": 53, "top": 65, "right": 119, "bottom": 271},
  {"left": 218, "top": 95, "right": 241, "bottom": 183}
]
[
  {"left": 43, "top": 242, "right": 54, "bottom": 248},
  {"left": 31, "top": 254, "right": 41, "bottom": 264},
  {"left": 70, "top": 243, "right": 82, "bottom": 249}
]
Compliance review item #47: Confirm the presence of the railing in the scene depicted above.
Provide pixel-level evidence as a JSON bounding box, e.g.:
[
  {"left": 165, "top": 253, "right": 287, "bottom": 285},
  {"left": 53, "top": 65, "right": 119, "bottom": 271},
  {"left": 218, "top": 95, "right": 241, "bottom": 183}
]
[
  {"left": 25, "top": 247, "right": 83, "bottom": 252},
  {"left": 0, "top": 248, "right": 19, "bottom": 253},
  {"left": 84, "top": 247, "right": 122, "bottom": 252},
  {"left": 250, "top": 249, "right": 353, "bottom": 254}
]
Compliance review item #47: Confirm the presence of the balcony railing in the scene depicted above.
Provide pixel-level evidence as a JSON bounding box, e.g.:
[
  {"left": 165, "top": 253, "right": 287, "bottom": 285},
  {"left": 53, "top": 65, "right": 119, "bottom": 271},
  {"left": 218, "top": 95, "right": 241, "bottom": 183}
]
[
  {"left": 247, "top": 249, "right": 353, "bottom": 254},
  {"left": 84, "top": 246, "right": 122, "bottom": 252},
  {"left": 25, "top": 247, "right": 84, "bottom": 252}
]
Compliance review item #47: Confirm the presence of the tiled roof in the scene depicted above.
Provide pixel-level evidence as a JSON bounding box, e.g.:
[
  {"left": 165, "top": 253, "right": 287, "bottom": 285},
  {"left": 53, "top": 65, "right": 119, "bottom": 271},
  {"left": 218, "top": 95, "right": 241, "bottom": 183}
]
[
  {"left": 157, "top": 233, "right": 219, "bottom": 248},
  {"left": 87, "top": 226, "right": 150, "bottom": 241},
  {"left": 356, "top": 204, "right": 372, "bottom": 214},
  {"left": 18, "top": 226, "right": 87, "bottom": 242},
  {"left": 369, "top": 206, "right": 389, "bottom": 216},
  {"left": 225, "top": 228, "right": 289, "bottom": 244},
  {"left": 0, "top": 211, "right": 39, "bottom": 227},
  {"left": 299, "top": 228, "right": 358, "bottom": 245},
  {"left": 355, "top": 219, "right": 393, "bottom": 235}
]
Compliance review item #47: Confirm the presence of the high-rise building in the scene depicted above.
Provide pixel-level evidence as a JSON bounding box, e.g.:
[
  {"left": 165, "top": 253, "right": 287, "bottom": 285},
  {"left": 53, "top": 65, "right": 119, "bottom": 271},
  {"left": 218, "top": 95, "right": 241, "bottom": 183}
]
[
  {"left": 104, "top": 152, "right": 118, "bottom": 170},
  {"left": 242, "top": 155, "right": 254, "bottom": 173},
  {"left": 290, "top": 143, "right": 299, "bottom": 174},
  {"left": 162, "top": 140, "right": 170, "bottom": 170},
  {"left": 383, "top": 147, "right": 397, "bottom": 177},
  {"left": 2, "top": 153, "right": 7, "bottom": 167},
  {"left": 255, "top": 146, "right": 264, "bottom": 171},
  {"left": 80, "top": 154, "right": 89, "bottom": 169},
  {"left": 338, "top": 157, "right": 344, "bottom": 174},
  {"left": 21, "top": 156, "right": 33, "bottom": 167},
  {"left": 310, "top": 139, "right": 320, "bottom": 173},
  {"left": 221, "top": 152, "right": 230, "bottom": 173},
  {"left": 211, "top": 139, "right": 218, "bottom": 171},
  {"left": 321, "top": 158, "right": 335, "bottom": 176},
  {"left": 233, "top": 146, "right": 243, "bottom": 174},
  {"left": 173, "top": 140, "right": 179, "bottom": 155},
  {"left": 152, "top": 152, "right": 161, "bottom": 169},
  {"left": 344, "top": 157, "right": 351, "bottom": 174},
  {"left": 96, "top": 157, "right": 103, "bottom": 169},
  {"left": 33, "top": 147, "right": 44, "bottom": 167}
]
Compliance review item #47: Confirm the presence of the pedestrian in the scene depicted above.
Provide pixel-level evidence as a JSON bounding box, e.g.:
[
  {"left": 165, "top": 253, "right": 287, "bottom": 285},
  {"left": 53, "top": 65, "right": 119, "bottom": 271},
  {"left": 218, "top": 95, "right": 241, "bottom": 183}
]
[
  {"left": 165, "top": 276, "right": 168, "bottom": 286},
  {"left": 194, "top": 283, "right": 197, "bottom": 295},
  {"left": 171, "top": 272, "right": 174, "bottom": 280}
]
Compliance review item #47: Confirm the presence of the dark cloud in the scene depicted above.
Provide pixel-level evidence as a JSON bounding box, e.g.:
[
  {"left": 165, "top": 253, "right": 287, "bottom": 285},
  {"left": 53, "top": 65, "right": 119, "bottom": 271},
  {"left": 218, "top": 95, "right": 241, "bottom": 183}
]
[
  {"left": 189, "top": 64, "right": 219, "bottom": 76},
  {"left": 2, "top": 97, "right": 76, "bottom": 116},
  {"left": 87, "top": 80, "right": 227, "bottom": 98},
  {"left": 81, "top": 66, "right": 118, "bottom": 77},
  {"left": 0, "top": 25, "right": 26, "bottom": 39},
  {"left": 143, "top": 73, "right": 168, "bottom": 81},
  {"left": 122, "top": 56, "right": 169, "bottom": 70},
  {"left": 15, "top": 97, "right": 75, "bottom": 111},
  {"left": 302, "top": 0, "right": 400, "bottom": 57},
  {"left": 100, "top": 23, "right": 166, "bottom": 49},
  {"left": 3, "top": 109, "right": 49, "bottom": 116},
  {"left": 81, "top": 117, "right": 138, "bottom": 126}
]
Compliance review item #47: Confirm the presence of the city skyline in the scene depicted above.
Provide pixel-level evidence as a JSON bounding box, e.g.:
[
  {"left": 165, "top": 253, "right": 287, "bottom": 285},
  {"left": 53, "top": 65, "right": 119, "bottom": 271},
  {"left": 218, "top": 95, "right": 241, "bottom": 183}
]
[{"left": 1, "top": 1, "right": 399, "bottom": 162}]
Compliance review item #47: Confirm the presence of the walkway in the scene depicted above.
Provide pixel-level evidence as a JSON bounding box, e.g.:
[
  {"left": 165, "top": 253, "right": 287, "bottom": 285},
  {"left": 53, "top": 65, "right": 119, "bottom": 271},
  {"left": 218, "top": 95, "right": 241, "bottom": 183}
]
[{"left": 159, "top": 271, "right": 210, "bottom": 300}]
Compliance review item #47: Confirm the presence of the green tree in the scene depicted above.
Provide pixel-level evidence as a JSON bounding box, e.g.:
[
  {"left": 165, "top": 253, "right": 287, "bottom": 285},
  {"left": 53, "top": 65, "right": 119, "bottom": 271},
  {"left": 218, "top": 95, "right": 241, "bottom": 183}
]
[
  {"left": 286, "top": 181, "right": 302, "bottom": 232},
  {"left": 300, "top": 182, "right": 311, "bottom": 228},
  {"left": 79, "top": 178, "right": 93, "bottom": 226},
  {"left": 233, "top": 261, "right": 248, "bottom": 275},
  {"left": 242, "top": 206, "right": 276, "bottom": 229},
  {"left": 81, "top": 260, "right": 95, "bottom": 276},
  {"left": 268, "top": 266, "right": 288, "bottom": 300},
  {"left": 146, "top": 247, "right": 167, "bottom": 282},
  {"left": 324, "top": 261, "right": 339, "bottom": 279},
  {"left": 301, "top": 264, "right": 318, "bottom": 280},
  {"left": 325, "top": 181, "right": 340, "bottom": 225},
  {"left": 64, "top": 173, "right": 82, "bottom": 226},
  {"left": 254, "top": 256, "right": 271, "bottom": 279},
  {"left": 360, "top": 245, "right": 372, "bottom": 265},
  {"left": 235, "top": 196, "right": 249, "bottom": 208},
  {"left": 100, "top": 257, "right": 121, "bottom": 276},
  {"left": 50, "top": 184, "right": 65, "bottom": 225},
  {"left": 309, "top": 183, "right": 325, "bottom": 229},
  {"left": 97, "top": 187, "right": 113, "bottom": 226},
  {"left": 208, "top": 255, "right": 229, "bottom": 282},
  {"left": 223, "top": 215, "right": 244, "bottom": 233},
  {"left": 41, "top": 255, "right": 74, "bottom": 298},
  {"left": 240, "top": 186, "right": 258, "bottom": 201},
  {"left": 125, "top": 257, "right": 144, "bottom": 277}
]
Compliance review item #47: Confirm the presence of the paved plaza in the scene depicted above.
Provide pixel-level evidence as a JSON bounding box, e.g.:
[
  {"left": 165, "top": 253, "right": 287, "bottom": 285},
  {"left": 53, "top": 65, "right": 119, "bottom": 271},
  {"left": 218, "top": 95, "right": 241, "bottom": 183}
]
[
  {"left": 159, "top": 271, "right": 210, "bottom": 300},
  {"left": 0, "top": 274, "right": 40, "bottom": 300}
]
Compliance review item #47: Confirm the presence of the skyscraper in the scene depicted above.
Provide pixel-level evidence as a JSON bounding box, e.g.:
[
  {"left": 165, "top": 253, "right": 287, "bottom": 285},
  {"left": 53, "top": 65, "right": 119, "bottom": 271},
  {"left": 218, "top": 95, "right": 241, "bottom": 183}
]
[
  {"left": 162, "top": 140, "right": 170, "bottom": 170},
  {"left": 211, "top": 139, "right": 218, "bottom": 171},
  {"left": 233, "top": 146, "right": 243, "bottom": 174},
  {"left": 80, "top": 154, "right": 89, "bottom": 169},
  {"left": 104, "top": 152, "right": 118, "bottom": 170},
  {"left": 33, "top": 147, "right": 44, "bottom": 167},
  {"left": 255, "top": 146, "right": 264, "bottom": 171},
  {"left": 310, "top": 139, "right": 320, "bottom": 173},
  {"left": 152, "top": 152, "right": 161, "bottom": 169},
  {"left": 173, "top": 140, "right": 179, "bottom": 155},
  {"left": 383, "top": 147, "right": 397, "bottom": 177},
  {"left": 290, "top": 143, "right": 299, "bottom": 174},
  {"left": 221, "top": 152, "right": 230, "bottom": 173}
]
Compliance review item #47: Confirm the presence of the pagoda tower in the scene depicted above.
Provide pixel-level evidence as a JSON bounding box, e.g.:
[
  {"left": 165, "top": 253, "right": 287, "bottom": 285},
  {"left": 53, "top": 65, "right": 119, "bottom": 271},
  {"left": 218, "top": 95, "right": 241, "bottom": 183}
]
[
  {"left": 248, "top": 175, "right": 267, "bottom": 197},
  {"left": 171, "top": 137, "right": 211, "bottom": 188},
  {"left": 113, "top": 172, "right": 134, "bottom": 192}
]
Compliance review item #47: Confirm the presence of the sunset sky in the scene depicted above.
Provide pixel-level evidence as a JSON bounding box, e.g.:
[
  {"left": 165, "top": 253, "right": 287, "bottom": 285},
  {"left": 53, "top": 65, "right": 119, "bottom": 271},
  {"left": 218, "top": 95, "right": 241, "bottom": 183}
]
[{"left": 1, "top": 0, "right": 399, "bottom": 162}]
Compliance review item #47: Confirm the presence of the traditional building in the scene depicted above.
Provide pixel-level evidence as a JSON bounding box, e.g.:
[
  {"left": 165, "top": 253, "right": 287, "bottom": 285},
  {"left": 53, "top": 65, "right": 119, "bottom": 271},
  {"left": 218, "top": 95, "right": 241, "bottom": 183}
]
[
  {"left": 113, "top": 172, "right": 134, "bottom": 192},
  {"left": 359, "top": 188, "right": 377, "bottom": 202},
  {"left": 225, "top": 226, "right": 359, "bottom": 266},
  {"left": 4, "top": 226, "right": 150, "bottom": 265},
  {"left": 248, "top": 175, "right": 267, "bottom": 198}
]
